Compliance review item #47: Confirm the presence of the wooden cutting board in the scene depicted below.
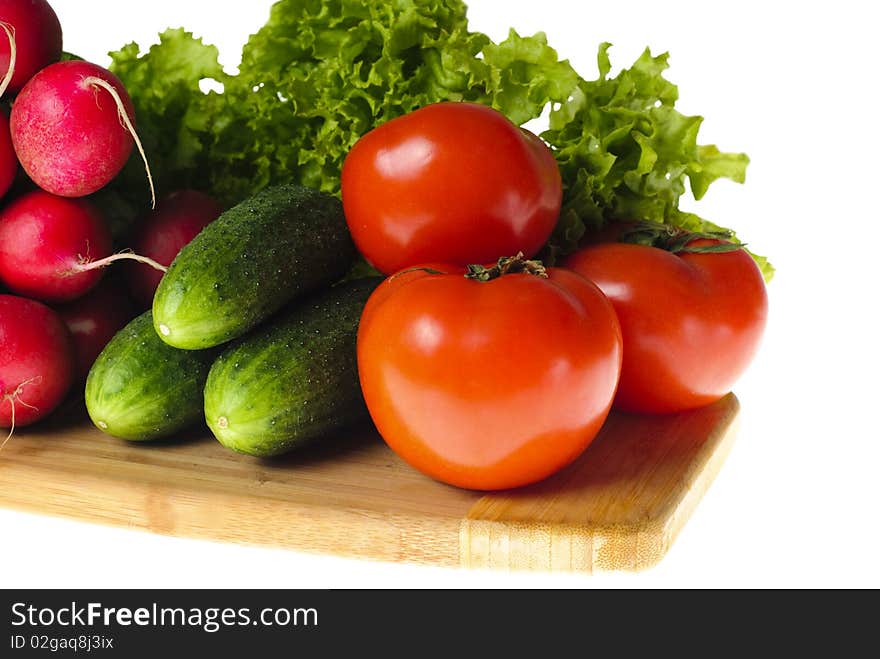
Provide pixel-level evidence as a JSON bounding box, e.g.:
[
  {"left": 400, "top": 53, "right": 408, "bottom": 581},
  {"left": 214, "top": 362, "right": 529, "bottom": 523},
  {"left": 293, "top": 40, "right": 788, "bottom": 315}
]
[{"left": 0, "top": 394, "right": 740, "bottom": 573}]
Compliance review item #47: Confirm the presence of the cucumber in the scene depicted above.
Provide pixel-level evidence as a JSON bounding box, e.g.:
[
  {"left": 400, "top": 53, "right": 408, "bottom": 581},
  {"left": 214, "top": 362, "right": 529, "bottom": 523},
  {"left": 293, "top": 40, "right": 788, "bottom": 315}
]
[
  {"left": 153, "top": 183, "right": 356, "bottom": 350},
  {"left": 85, "top": 312, "right": 216, "bottom": 441},
  {"left": 204, "top": 277, "right": 381, "bottom": 457}
]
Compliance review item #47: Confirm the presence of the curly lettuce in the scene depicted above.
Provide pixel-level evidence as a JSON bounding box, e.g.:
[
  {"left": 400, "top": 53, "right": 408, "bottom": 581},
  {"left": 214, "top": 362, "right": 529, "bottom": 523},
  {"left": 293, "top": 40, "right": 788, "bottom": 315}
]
[
  {"left": 196, "top": 1, "right": 581, "bottom": 204},
  {"left": 107, "top": 0, "right": 771, "bottom": 278},
  {"left": 542, "top": 43, "right": 760, "bottom": 269},
  {"left": 107, "top": 28, "right": 229, "bottom": 203}
]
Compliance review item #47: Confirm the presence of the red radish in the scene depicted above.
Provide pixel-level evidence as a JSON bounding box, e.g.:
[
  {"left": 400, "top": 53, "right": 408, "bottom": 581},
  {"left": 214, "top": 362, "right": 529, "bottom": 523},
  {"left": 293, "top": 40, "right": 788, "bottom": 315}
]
[
  {"left": 125, "top": 190, "right": 223, "bottom": 306},
  {"left": 9, "top": 60, "right": 154, "bottom": 203},
  {"left": 0, "top": 109, "right": 16, "bottom": 198},
  {"left": 55, "top": 277, "right": 136, "bottom": 381},
  {"left": 0, "top": 0, "right": 62, "bottom": 97},
  {"left": 0, "top": 294, "right": 74, "bottom": 438},
  {"left": 0, "top": 190, "right": 112, "bottom": 302}
]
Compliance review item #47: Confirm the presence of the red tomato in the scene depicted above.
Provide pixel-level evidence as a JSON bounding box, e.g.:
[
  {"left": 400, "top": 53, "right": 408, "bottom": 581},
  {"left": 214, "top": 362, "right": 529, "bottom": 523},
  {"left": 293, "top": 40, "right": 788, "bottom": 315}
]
[
  {"left": 341, "top": 102, "right": 562, "bottom": 274},
  {"left": 565, "top": 239, "right": 768, "bottom": 414},
  {"left": 357, "top": 258, "right": 622, "bottom": 490}
]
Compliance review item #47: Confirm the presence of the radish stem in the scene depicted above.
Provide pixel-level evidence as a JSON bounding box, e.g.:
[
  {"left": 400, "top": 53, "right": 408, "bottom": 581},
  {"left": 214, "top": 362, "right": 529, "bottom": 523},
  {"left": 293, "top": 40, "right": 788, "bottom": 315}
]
[
  {"left": 74, "top": 251, "right": 168, "bottom": 274},
  {"left": 83, "top": 75, "right": 156, "bottom": 209},
  {"left": 1, "top": 378, "right": 40, "bottom": 451},
  {"left": 0, "top": 22, "right": 16, "bottom": 99}
]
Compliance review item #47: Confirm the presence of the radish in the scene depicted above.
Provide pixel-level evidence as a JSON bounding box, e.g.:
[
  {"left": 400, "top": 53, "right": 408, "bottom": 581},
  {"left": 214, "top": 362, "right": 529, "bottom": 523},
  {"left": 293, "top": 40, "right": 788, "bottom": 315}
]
[
  {"left": 0, "top": 190, "right": 112, "bottom": 302},
  {"left": 0, "top": 294, "right": 74, "bottom": 440},
  {"left": 55, "top": 277, "right": 136, "bottom": 382},
  {"left": 0, "top": 0, "right": 62, "bottom": 97},
  {"left": 9, "top": 60, "right": 154, "bottom": 203},
  {"left": 125, "top": 190, "right": 223, "bottom": 307},
  {"left": 0, "top": 108, "right": 16, "bottom": 198}
]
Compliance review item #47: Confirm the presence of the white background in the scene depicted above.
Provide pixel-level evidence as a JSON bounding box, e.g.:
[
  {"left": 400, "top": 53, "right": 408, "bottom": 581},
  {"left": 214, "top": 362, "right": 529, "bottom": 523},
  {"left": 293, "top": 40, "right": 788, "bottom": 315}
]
[{"left": 2, "top": 0, "right": 878, "bottom": 588}]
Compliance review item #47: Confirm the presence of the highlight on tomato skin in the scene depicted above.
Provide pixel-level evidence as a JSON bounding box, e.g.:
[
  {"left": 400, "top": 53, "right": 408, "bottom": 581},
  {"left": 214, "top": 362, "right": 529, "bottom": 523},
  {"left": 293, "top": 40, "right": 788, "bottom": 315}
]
[
  {"left": 564, "top": 239, "right": 768, "bottom": 415},
  {"left": 356, "top": 260, "right": 623, "bottom": 491},
  {"left": 340, "top": 102, "right": 562, "bottom": 275}
]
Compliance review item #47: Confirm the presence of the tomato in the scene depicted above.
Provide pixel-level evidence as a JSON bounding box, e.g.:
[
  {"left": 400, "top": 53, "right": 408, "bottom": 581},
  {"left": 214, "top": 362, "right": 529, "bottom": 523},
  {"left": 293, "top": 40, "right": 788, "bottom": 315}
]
[
  {"left": 357, "top": 257, "right": 622, "bottom": 491},
  {"left": 341, "top": 102, "right": 562, "bottom": 274},
  {"left": 564, "top": 237, "right": 768, "bottom": 414}
]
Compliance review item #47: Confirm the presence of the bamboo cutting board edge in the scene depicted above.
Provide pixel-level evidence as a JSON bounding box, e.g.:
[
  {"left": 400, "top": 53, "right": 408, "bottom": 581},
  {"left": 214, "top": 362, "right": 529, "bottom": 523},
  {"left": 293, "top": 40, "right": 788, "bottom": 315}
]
[
  {"left": 459, "top": 403, "right": 740, "bottom": 572},
  {"left": 0, "top": 395, "right": 741, "bottom": 574}
]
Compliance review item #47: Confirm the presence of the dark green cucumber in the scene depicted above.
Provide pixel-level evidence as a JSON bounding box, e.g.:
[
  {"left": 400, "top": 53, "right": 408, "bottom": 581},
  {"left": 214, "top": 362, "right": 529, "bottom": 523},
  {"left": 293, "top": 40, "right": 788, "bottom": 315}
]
[
  {"left": 85, "top": 312, "right": 216, "bottom": 441},
  {"left": 153, "top": 183, "right": 356, "bottom": 350},
  {"left": 204, "top": 278, "right": 381, "bottom": 457}
]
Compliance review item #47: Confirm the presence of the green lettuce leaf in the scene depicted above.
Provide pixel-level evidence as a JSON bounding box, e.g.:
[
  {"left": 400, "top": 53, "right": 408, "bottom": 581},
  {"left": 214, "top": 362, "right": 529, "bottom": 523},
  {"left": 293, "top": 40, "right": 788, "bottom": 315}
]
[
  {"left": 107, "top": 28, "right": 227, "bottom": 205},
  {"left": 481, "top": 29, "right": 579, "bottom": 125},
  {"left": 106, "top": 3, "right": 771, "bottom": 278},
  {"left": 541, "top": 43, "right": 769, "bottom": 277}
]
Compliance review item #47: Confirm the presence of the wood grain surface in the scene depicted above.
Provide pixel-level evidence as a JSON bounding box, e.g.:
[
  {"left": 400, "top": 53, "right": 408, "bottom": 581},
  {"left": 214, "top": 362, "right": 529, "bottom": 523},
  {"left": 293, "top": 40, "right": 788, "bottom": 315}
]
[{"left": 0, "top": 394, "right": 740, "bottom": 573}]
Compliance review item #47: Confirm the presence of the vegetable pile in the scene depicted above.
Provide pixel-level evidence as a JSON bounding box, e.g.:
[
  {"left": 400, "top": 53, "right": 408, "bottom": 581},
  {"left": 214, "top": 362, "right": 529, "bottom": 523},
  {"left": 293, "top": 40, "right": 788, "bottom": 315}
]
[
  {"left": 0, "top": 0, "right": 216, "bottom": 436},
  {"left": 1, "top": 0, "right": 770, "bottom": 493},
  {"left": 104, "top": 0, "right": 771, "bottom": 277},
  {"left": 1, "top": 0, "right": 141, "bottom": 436}
]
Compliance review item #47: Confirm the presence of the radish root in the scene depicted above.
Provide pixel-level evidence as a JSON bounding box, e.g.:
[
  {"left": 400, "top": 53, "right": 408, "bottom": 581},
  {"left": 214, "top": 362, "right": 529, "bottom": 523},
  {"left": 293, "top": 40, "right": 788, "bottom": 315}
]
[
  {"left": 1, "top": 378, "right": 41, "bottom": 452},
  {"left": 0, "top": 21, "right": 16, "bottom": 99},
  {"left": 83, "top": 75, "right": 156, "bottom": 209},
  {"left": 74, "top": 250, "right": 168, "bottom": 274}
]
